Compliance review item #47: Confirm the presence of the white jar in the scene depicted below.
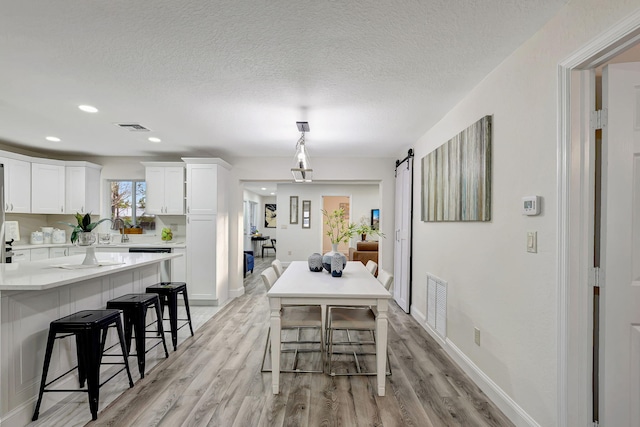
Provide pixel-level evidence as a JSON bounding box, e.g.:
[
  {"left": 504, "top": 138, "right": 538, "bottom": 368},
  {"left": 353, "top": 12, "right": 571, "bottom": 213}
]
[
  {"left": 30, "top": 231, "right": 44, "bottom": 245},
  {"left": 41, "top": 227, "right": 54, "bottom": 244}
]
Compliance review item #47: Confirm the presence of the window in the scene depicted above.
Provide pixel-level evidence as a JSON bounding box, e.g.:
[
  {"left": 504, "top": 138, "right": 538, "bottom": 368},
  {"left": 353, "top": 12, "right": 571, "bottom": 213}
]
[{"left": 110, "top": 180, "right": 155, "bottom": 230}]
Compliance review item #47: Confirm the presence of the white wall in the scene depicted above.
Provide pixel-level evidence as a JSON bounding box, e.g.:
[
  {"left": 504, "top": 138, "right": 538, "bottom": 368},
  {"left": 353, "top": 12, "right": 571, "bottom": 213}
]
[
  {"left": 406, "top": 1, "right": 640, "bottom": 426},
  {"left": 274, "top": 183, "right": 380, "bottom": 263}
]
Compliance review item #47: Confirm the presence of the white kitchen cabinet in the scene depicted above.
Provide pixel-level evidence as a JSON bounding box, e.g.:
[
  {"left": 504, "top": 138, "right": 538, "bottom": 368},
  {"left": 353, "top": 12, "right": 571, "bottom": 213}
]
[
  {"left": 142, "top": 162, "right": 185, "bottom": 215},
  {"left": 11, "top": 249, "right": 30, "bottom": 263},
  {"left": 183, "top": 157, "right": 230, "bottom": 305},
  {"left": 172, "top": 248, "right": 186, "bottom": 282},
  {"left": 49, "top": 247, "right": 69, "bottom": 259},
  {"left": 65, "top": 162, "right": 102, "bottom": 214},
  {"left": 0, "top": 156, "right": 31, "bottom": 213},
  {"left": 31, "top": 161, "right": 65, "bottom": 214},
  {"left": 30, "top": 247, "right": 49, "bottom": 261}
]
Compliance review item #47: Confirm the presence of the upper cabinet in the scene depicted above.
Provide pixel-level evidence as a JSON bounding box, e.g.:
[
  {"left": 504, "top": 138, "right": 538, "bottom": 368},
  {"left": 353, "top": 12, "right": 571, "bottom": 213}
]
[
  {"left": 65, "top": 162, "right": 102, "bottom": 214},
  {"left": 0, "top": 157, "right": 31, "bottom": 213},
  {"left": 31, "top": 161, "right": 65, "bottom": 214},
  {"left": 184, "top": 160, "right": 231, "bottom": 215},
  {"left": 142, "top": 162, "right": 185, "bottom": 215}
]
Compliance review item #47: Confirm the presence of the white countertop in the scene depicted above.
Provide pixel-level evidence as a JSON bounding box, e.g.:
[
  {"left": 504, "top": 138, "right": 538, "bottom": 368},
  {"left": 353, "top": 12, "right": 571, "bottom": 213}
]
[
  {"left": 11, "top": 241, "right": 186, "bottom": 250},
  {"left": 0, "top": 252, "right": 181, "bottom": 291}
]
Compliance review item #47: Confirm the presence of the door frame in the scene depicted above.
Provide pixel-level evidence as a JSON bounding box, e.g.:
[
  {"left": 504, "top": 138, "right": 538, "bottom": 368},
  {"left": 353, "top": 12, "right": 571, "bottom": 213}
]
[{"left": 559, "top": 10, "right": 640, "bottom": 426}]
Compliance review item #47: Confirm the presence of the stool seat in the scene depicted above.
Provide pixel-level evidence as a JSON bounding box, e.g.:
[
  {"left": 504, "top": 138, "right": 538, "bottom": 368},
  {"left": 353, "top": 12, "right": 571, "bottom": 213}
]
[
  {"left": 106, "top": 293, "right": 169, "bottom": 378},
  {"left": 32, "top": 309, "right": 134, "bottom": 422},
  {"left": 146, "top": 282, "right": 194, "bottom": 351}
]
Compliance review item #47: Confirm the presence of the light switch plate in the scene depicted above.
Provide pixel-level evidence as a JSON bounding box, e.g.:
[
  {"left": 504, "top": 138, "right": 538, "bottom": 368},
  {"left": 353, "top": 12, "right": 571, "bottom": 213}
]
[{"left": 527, "top": 231, "right": 537, "bottom": 253}]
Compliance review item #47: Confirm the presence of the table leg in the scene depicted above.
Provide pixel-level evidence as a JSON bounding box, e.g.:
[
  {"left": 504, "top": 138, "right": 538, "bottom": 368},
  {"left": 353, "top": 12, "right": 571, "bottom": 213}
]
[
  {"left": 269, "top": 298, "right": 282, "bottom": 394},
  {"left": 376, "top": 299, "right": 389, "bottom": 396}
]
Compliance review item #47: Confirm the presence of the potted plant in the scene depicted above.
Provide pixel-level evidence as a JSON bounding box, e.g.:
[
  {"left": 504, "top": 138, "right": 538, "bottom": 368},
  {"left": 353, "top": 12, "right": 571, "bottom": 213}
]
[
  {"left": 355, "top": 216, "right": 385, "bottom": 241},
  {"left": 321, "top": 208, "right": 355, "bottom": 273},
  {"left": 61, "top": 213, "right": 112, "bottom": 244}
]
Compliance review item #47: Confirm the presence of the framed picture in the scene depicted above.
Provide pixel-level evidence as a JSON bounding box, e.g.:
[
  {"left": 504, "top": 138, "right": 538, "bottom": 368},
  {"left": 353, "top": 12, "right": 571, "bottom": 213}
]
[
  {"left": 289, "top": 196, "right": 298, "bottom": 224},
  {"left": 371, "top": 209, "right": 380, "bottom": 230},
  {"left": 264, "top": 203, "right": 277, "bottom": 228},
  {"left": 302, "top": 200, "right": 311, "bottom": 229}
]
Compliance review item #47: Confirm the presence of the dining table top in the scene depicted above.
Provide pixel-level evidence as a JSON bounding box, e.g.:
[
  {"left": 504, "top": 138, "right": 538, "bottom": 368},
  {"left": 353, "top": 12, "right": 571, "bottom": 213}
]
[{"left": 267, "top": 260, "right": 391, "bottom": 300}]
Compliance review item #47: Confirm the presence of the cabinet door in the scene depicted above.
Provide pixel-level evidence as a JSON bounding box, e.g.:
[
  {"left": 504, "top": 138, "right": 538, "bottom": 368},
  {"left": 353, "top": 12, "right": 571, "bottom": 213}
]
[
  {"left": 186, "top": 164, "right": 217, "bottom": 215},
  {"left": 65, "top": 166, "right": 100, "bottom": 214},
  {"left": 2, "top": 158, "right": 31, "bottom": 213},
  {"left": 32, "top": 163, "right": 65, "bottom": 214},
  {"left": 49, "top": 247, "right": 69, "bottom": 259},
  {"left": 186, "top": 215, "right": 217, "bottom": 301},
  {"left": 30, "top": 247, "right": 49, "bottom": 261},
  {"left": 171, "top": 248, "right": 186, "bottom": 281},
  {"left": 145, "top": 166, "right": 165, "bottom": 214},
  {"left": 164, "top": 167, "right": 185, "bottom": 214},
  {"left": 12, "top": 249, "right": 30, "bottom": 263}
]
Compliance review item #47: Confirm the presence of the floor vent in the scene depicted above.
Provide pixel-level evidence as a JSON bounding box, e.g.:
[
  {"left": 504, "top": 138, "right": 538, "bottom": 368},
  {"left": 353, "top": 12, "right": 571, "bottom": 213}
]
[
  {"left": 426, "top": 273, "right": 447, "bottom": 339},
  {"left": 115, "top": 123, "right": 151, "bottom": 132}
]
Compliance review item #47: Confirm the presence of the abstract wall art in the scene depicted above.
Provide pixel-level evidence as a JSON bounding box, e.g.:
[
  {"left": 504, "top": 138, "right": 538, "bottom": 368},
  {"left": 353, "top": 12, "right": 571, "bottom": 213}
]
[{"left": 421, "top": 115, "right": 492, "bottom": 222}]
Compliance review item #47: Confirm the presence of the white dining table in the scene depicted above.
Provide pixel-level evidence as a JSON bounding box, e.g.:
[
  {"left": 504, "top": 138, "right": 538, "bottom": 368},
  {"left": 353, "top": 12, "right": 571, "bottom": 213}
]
[{"left": 266, "top": 260, "right": 392, "bottom": 396}]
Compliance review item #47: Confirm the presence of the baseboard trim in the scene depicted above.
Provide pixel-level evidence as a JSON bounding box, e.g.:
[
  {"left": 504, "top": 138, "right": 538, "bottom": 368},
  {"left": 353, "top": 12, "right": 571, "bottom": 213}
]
[
  {"left": 410, "top": 312, "right": 540, "bottom": 427},
  {"left": 229, "top": 287, "right": 245, "bottom": 299}
]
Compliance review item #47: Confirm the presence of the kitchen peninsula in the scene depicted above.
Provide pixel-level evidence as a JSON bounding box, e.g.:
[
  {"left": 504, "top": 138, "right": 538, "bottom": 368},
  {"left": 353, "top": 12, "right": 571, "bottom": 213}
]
[{"left": 0, "top": 251, "right": 181, "bottom": 427}]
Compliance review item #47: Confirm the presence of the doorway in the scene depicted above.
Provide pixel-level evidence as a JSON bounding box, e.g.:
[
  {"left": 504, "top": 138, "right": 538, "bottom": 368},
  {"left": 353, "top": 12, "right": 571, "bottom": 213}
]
[
  {"left": 560, "top": 14, "right": 640, "bottom": 426},
  {"left": 322, "top": 195, "right": 351, "bottom": 255}
]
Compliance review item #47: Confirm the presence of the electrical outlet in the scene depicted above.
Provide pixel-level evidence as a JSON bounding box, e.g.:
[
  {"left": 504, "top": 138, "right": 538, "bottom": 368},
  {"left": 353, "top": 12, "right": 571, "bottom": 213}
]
[
  {"left": 474, "top": 328, "right": 481, "bottom": 346},
  {"left": 170, "top": 223, "right": 178, "bottom": 232}
]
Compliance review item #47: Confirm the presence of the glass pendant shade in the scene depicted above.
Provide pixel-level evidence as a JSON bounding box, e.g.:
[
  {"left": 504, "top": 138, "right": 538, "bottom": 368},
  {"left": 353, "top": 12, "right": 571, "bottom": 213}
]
[{"left": 291, "top": 137, "right": 313, "bottom": 182}]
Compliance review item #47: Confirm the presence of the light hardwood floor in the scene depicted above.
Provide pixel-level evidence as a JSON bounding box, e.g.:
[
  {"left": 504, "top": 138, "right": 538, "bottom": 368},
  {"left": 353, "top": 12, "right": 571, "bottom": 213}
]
[{"left": 30, "top": 257, "right": 514, "bottom": 427}]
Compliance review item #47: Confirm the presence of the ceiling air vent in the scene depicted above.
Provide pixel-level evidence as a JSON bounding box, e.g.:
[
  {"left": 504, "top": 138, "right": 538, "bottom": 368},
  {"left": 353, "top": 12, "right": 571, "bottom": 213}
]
[{"left": 115, "top": 123, "right": 151, "bottom": 132}]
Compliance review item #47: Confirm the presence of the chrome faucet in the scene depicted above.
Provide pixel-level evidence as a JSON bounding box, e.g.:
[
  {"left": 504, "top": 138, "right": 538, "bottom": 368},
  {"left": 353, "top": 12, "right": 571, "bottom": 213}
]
[{"left": 112, "top": 218, "right": 129, "bottom": 243}]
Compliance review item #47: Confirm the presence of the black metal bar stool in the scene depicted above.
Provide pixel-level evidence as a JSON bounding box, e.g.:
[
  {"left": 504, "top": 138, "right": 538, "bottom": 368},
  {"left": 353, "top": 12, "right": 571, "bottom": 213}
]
[
  {"left": 146, "top": 282, "right": 194, "bottom": 351},
  {"left": 32, "top": 309, "right": 134, "bottom": 421},
  {"left": 106, "top": 293, "right": 169, "bottom": 378}
]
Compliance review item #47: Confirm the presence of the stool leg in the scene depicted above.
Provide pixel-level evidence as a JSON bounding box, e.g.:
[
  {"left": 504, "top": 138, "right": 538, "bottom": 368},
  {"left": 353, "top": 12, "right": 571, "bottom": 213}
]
[
  {"left": 167, "top": 293, "right": 179, "bottom": 351},
  {"left": 123, "top": 312, "right": 134, "bottom": 353},
  {"left": 114, "top": 316, "right": 135, "bottom": 388},
  {"left": 132, "top": 306, "right": 147, "bottom": 378},
  {"left": 76, "top": 333, "right": 86, "bottom": 388},
  {"left": 81, "top": 329, "right": 101, "bottom": 420},
  {"left": 153, "top": 299, "right": 169, "bottom": 358},
  {"left": 32, "top": 329, "right": 57, "bottom": 421},
  {"left": 181, "top": 289, "right": 194, "bottom": 337}
]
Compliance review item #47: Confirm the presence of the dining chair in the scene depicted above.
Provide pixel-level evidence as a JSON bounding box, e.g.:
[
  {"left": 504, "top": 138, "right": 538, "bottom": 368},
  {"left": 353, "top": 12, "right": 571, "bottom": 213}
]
[
  {"left": 365, "top": 260, "right": 378, "bottom": 275},
  {"left": 271, "top": 259, "right": 284, "bottom": 278},
  {"left": 325, "top": 269, "right": 393, "bottom": 376},
  {"left": 262, "top": 238, "right": 276, "bottom": 257},
  {"left": 260, "top": 267, "right": 324, "bottom": 373}
]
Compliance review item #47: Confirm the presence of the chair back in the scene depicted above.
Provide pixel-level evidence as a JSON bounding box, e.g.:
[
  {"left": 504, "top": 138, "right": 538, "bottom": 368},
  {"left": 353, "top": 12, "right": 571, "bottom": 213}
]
[
  {"left": 270, "top": 238, "right": 277, "bottom": 248},
  {"left": 365, "top": 260, "right": 378, "bottom": 275},
  {"left": 272, "top": 259, "right": 284, "bottom": 278},
  {"left": 377, "top": 269, "right": 393, "bottom": 291},
  {"left": 260, "top": 267, "right": 278, "bottom": 291}
]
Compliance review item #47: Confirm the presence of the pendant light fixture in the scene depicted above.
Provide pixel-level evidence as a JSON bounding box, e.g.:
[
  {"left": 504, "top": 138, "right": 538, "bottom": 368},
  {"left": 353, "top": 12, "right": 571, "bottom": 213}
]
[{"left": 291, "top": 121, "right": 313, "bottom": 182}]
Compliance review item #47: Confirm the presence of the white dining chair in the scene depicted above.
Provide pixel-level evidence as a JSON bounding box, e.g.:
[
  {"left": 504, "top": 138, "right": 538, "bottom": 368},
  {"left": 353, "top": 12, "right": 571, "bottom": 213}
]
[
  {"left": 365, "top": 260, "right": 378, "bottom": 275},
  {"left": 260, "top": 267, "right": 324, "bottom": 373},
  {"left": 271, "top": 259, "right": 284, "bottom": 278},
  {"left": 325, "top": 269, "right": 393, "bottom": 376}
]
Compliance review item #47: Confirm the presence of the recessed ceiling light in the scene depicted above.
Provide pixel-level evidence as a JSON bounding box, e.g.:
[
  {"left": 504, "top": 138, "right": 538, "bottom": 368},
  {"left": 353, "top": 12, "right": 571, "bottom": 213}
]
[
  {"left": 78, "top": 105, "right": 98, "bottom": 113},
  {"left": 261, "top": 187, "right": 267, "bottom": 191},
  {"left": 45, "top": 136, "right": 61, "bottom": 142},
  {"left": 270, "top": 192, "right": 275, "bottom": 195},
  {"left": 148, "top": 137, "right": 161, "bottom": 143}
]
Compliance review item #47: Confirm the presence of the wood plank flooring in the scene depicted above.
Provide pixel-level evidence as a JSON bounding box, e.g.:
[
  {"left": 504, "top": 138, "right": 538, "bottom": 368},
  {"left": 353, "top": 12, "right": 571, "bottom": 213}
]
[{"left": 30, "top": 257, "right": 514, "bottom": 427}]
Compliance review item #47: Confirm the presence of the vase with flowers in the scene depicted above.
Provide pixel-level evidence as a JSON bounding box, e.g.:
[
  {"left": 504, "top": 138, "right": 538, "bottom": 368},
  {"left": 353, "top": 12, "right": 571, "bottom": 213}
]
[
  {"left": 321, "top": 208, "right": 355, "bottom": 274},
  {"left": 60, "top": 213, "right": 111, "bottom": 265},
  {"left": 355, "top": 215, "right": 385, "bottom": 241}
]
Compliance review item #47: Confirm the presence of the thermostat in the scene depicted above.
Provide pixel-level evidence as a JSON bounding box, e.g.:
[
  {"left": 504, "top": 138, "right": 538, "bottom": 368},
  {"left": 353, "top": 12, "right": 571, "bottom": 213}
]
[{"left": 522, "top": 196, "right": 540, "bottom": 215}]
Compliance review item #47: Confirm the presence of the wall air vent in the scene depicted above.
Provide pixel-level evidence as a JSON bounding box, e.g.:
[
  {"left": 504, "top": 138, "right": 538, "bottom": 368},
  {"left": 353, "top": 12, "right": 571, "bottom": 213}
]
[{"left": 115, "top": 123, "right": 151, "bottom": 132}]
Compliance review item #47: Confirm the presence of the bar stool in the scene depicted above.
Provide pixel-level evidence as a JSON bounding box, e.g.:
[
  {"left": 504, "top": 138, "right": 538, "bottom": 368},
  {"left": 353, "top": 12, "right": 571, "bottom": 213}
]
[
  {"left": 32, "top": 309, "right": 134, "bottom": 421},
  {"left": 106, "top": 293, "right": 169, "bottom": 378},
  {"left": 146, "top": 282, "right": 194, "bottom": 351}
]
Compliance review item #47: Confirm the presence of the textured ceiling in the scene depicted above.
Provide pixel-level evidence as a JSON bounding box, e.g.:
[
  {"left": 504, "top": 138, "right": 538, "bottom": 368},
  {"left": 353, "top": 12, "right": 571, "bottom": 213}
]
[{"left": 0, "top": 0, "right": 567, "bottom": 159}]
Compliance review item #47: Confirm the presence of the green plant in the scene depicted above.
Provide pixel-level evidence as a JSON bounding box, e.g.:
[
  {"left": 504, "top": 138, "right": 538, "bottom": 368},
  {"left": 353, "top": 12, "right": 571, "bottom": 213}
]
[
  {"left": 60, "top": 213, "right": 111, "bottom": 244},
  {"left": 322, "top": 208, "right": 356, "bottom": 245},
  {"left": 355, "top": 216, "right": 385, "bottom": 239}
]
